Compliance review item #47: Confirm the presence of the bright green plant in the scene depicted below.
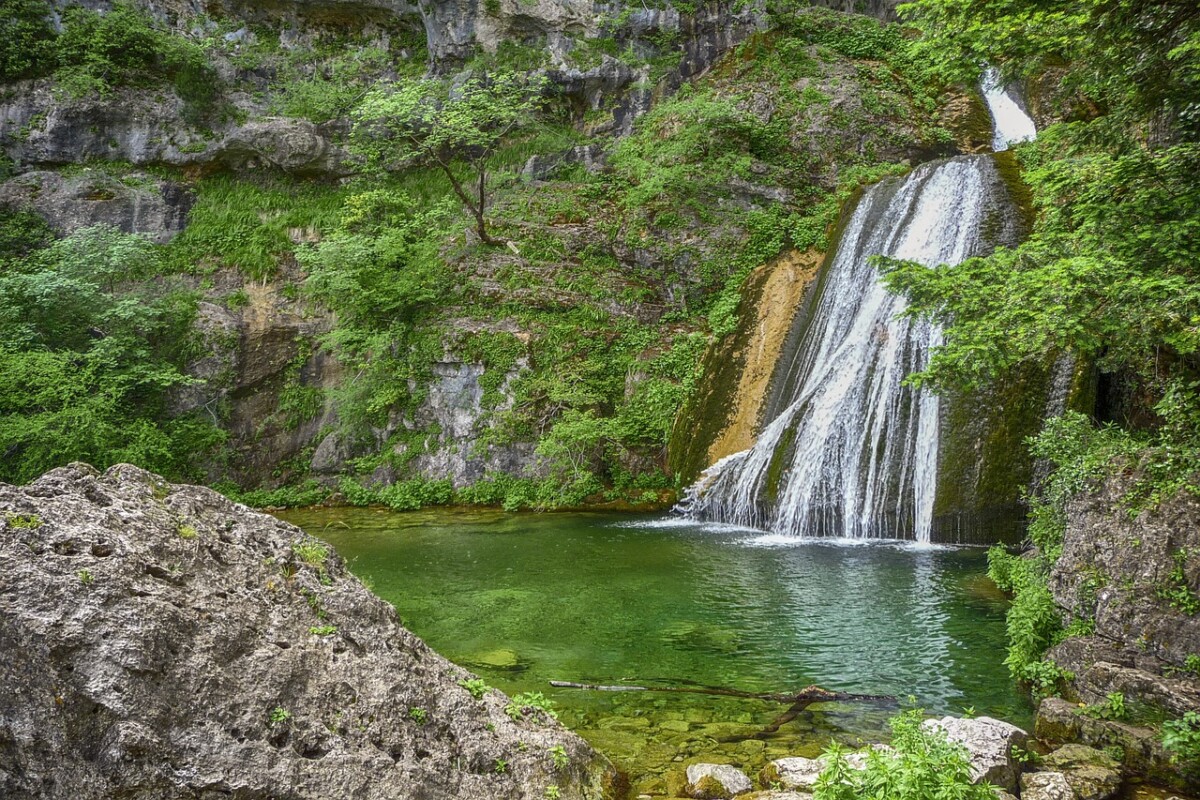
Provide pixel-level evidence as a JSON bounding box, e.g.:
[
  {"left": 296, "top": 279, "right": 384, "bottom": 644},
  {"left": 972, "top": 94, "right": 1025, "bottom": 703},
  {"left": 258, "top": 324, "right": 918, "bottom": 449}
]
[
  {"left": 494, "top": 758, "right": 508, "bottom": 774},
  {"left": 309, "top": 625, "right": 337, "bottom": 636},
  {"left": 1157, "top": 550, "right": 1200, "bottom": 615},
  {"left": 268, "top": 707, "right": 292, "bottom": 726},
  {"left": 548, "top": 745, "right": 569, "bottom": 770},
  {"left": 458, "top": 678, "right": 490, "bottom": 699},
  {"left": 814, "top": 708, "right": 995, "bottom": 800},
  {"left": 177, "top": 524, "right": 198, "bottom": 540},
  {"left": 4, "top": 513, "right": 42, "bottom": 529},
  {"left": 1079, "top": 692, "right": 1127, "bottom": 721},
  {"left": 78, "top": 568, "right": 94, "bottom": 585},
  {"left": 1163, "top": 712, "right": 1200, "bottom": 771},
  {"left": 504, "top": 692, "right": 559, "bottom": 722},
  {"left": 544, "top": 787, "right": 561, "bottom": 800},
  {"left": 408, "top": 707, "right": 428, "bottom": 724},
  {"left": 291, "top": 540, "right": 329, "bottom": 569}
]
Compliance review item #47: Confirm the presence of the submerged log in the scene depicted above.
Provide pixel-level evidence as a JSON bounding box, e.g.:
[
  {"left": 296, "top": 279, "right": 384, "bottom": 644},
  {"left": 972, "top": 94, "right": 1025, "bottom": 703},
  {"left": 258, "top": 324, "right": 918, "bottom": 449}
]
[{"left": 548, "top": 680, "right": 897, "bottom": 741}]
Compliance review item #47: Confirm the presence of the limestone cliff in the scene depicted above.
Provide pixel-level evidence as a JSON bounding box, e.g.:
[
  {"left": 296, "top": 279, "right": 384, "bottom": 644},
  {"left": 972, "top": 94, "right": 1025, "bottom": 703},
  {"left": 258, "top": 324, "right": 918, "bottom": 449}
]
[{"left": 0, "top": 463, "right": 615, "bottom": 798}]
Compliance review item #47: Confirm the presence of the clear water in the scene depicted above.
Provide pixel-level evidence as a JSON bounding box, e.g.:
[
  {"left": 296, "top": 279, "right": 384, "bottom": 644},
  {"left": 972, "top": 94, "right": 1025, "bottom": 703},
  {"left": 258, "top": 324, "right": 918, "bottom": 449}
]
[{"left": 277, "top": 507, "right": 1031, "bottom": 793}]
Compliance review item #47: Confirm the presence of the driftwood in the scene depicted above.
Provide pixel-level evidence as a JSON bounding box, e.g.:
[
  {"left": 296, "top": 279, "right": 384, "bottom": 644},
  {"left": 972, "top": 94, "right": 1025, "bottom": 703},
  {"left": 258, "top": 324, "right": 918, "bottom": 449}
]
[{"left": 548, "top": 681, "right": 897, "bottom": 741}]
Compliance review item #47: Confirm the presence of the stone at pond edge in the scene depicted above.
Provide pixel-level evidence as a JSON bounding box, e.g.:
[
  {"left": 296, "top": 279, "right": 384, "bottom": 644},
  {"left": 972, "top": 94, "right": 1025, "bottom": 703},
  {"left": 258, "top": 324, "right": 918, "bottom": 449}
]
[
  {"left": 0, "top": 463, "right": 614, "bottom": 800},
  {"left": 1041, "top": 744, "right": 1123, "bottom": 800},
  {"left": 685, "top": 763, "right": 753, "bottom": 798},
  {"left": 1022, "top": 772, "right": 1078, "bottom": 800},
  {"left": 760, "top": 757, "right": 823, "bottom": 792},
  {"left": 922, "top": 715, "right": 1030, "bottom": 792},
  {"left": 1035, "top": 697, "right": 1179, "bottom": 788}
]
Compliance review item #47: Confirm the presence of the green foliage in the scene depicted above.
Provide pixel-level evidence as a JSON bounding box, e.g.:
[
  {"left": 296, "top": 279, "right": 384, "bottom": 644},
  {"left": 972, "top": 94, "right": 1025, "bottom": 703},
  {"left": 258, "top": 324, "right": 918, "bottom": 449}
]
[
  {"left": 309, "top": 624, "right": 337, "bottom": 636},
  {"left": 4, "top": 513, "right": 42, "bottom": 529},
  {"left": 226, "top": 481, "right": 331, "bottom": 509},
  {"left": 0, "top": 225, "right": 224, "bottom": 484},
  {"left": 292, "top": 539, "right": 330, "bottom": 569},
  {"left": 177, "top": 523, "right": 198, "bottom": 539},
  {"left": 544, "top": 787, "right": 561, "bottom": 800},
  {"left": 268, "top": 707, "right": 292, "bottom": 726},
  {"left": 270, "top": 46, "right": 392, "bottom": 123},
  {"left": 458, "top": 678, "right": 490, "bottom": 699},
  {"left": 882, "top": 138, "right": 1200, "bottom": 394},
  {"left": 1156, "top": 549, "right": 1200, "bottom": 615},
  {"left": 78, "top": 568, "right": 94, "bottom": 585},
  {"left": 296, "top": 188, "right": 457, "bottom": 436},
  {"left": 50, "top": 3, "right": 220, "bottom": 116},
  {"left": 168, "top": 175, "right": 349, "bottom": 280},
  {"left": 493, "top": 758, "right": 508, "bottom": 774},
  {"left": 1162, "top": 712, "right": 1200, "bottom": 771},
  {"left": 900, "top": 0, "right": 1200, "bottom": 139},
  {"left": 1079, "top": 692, "right": 1128, "bottom": 721},
  {"left": 814, "top": 708, "right": 996, "bottom": 800},
  {"left": 376, "top": 479, "right": 455, "bottom": 512},
  {"left": 0, "top": 0, "right": 57, "bottom": 82},
  {"left": 504, "top": 692, "right": 559, "bottom": 722},
  {"left": 351, "top": 71, "right": 547, "bottom": 242},
  {"left": 548, "top": 745, "right": 569, "bottom": 770},
  {"left": 408, "top": 707, "right": 428, "bottom": 724}
]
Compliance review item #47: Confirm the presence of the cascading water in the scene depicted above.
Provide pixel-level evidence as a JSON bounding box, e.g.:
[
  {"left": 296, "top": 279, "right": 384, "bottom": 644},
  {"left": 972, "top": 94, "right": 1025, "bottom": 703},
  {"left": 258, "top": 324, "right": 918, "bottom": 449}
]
[
  {"left": 982, "top": 66, "right": 1037, "bottom": 152},
  {"left": 679, "top": 71, "right": 1037, "bottom": 543}
]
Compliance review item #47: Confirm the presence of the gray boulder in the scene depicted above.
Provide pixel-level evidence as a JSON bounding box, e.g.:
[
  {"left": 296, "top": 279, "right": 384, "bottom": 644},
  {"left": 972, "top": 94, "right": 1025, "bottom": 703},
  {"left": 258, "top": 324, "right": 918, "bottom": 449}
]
[
  {"left": 685, "top": 762, "right": 753, "bottom": 798},
  {"left": 922, "top": 716, "right": 1030, "bottom": 792},
  {"left": 0, "top": 463, "right": 613, "bottom": 799},
  {"left": 1021, "top": 771, "right": 1077, "bottom": 800}
]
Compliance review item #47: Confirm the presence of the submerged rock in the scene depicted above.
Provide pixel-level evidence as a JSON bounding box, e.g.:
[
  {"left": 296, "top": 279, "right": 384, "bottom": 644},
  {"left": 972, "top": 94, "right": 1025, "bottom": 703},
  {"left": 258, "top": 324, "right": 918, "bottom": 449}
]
[
  {"left": 685, "top": 762, "right": 753, "bottom": 798},
  {"left": 0, "top": 463, "right": 613, "bottom": 799},
  {"left": 922, "top": 715, "right": 1030, "bottom": 792}
]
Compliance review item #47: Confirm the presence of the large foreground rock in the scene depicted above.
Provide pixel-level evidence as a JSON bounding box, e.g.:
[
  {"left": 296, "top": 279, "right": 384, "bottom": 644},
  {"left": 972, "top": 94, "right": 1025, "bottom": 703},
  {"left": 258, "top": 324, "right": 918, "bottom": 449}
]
[
  {"left": 922, "top": 716, "right": 1030, "bottom": 792},
  {"left": 0, "top": 463, "right": 613, "bottom": 799}
]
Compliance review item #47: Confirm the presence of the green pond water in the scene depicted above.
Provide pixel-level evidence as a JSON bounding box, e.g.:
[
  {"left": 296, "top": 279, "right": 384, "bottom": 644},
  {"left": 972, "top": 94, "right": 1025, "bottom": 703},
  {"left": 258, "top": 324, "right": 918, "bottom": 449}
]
[{"left": 277, "top": 507, "right": 1032, "bottom": 794}]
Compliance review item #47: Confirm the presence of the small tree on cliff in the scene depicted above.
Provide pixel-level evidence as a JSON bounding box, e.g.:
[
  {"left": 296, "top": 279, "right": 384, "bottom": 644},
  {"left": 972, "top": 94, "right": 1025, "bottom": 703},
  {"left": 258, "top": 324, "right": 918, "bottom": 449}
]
[{"left": 350, "top": 72, "right": 545, "bottom": 246}]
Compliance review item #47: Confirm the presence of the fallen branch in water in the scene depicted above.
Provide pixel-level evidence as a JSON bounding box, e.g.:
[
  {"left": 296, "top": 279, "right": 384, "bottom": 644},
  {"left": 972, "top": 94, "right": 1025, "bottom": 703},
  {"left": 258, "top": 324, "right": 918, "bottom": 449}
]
[{"left": 548, "top": 681, "right": 897, "bottom": 741}]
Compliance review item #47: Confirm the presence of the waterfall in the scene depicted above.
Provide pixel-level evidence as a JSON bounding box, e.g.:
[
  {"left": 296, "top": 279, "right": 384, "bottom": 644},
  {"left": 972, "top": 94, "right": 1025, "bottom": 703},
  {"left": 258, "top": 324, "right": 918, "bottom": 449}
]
[
  {"left": 679, "top": 72, "right": 1038, "bottom": 543},
  {"left": 982, "top": 67, "right": 1036, "bottom": 152}
]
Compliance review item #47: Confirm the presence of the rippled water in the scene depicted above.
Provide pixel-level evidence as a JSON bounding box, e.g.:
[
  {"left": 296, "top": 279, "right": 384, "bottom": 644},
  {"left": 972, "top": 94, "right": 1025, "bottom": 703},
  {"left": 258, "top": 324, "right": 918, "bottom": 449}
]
[{"left": 278, "top": 507, "right": 1031, "bottom": 792}]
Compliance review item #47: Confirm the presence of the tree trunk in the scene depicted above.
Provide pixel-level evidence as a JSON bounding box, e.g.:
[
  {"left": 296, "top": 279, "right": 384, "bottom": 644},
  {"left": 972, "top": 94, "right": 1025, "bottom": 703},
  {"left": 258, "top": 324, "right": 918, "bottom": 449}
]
[{"left": 439, "top": 162, "right": 503, "bottom": 246}]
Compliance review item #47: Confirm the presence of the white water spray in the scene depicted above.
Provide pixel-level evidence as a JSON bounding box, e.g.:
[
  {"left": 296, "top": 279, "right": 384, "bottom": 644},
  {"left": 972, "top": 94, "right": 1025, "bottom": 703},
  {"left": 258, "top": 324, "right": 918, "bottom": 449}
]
[
  {"left": 679, "top": 75, "right": 1038, "bottom": 543},
  {"left": 982, "top": 67, "right": 1036, "bottom": 152}
]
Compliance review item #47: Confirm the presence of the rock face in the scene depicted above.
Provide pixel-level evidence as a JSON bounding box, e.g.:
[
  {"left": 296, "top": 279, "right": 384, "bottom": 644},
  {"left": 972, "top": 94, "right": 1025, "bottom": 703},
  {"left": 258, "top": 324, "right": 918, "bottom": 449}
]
[
  {"left": 1, "top": 85, "right": 346, "bottom": 176},
  {"left": 1035, "top": 697, "right": 1175, "bottom": 789},
  {"left": 921, "top": 716, "right": 1030, "bottom": 792},
  {"left": 1040, "top": 744, "right": 1122, "bottom": 800},
  {"left": 1051, "top": 475, "right": 1200, "bottom": 676},
  {"left": 0, "top": 170, "right": 193, "bottom": 242},
  {"left": 0, "top": 464, "right": 613, "bottom": 799}
]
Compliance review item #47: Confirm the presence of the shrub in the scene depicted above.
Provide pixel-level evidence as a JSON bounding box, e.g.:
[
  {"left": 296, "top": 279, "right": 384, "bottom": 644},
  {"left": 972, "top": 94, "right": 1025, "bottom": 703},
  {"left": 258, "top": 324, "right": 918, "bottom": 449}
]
[
  {"left": 504, "top": 692, "right": 559, "bottom": 722},
  {"left": 0, "top": 0, "right": 57, "bottom": 82},
  {"left": 458, "top": 678, "right": 490, "bottom": 699},
  {"left": 814, "top": 708, "right": 995, "bottom": 800}
]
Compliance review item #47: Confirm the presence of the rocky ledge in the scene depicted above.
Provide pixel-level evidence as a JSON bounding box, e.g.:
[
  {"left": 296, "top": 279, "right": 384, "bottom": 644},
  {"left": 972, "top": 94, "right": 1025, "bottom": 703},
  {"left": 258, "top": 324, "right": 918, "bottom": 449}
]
[{"left": 0, "top": 463, "right": 615, "bottom": 799}]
